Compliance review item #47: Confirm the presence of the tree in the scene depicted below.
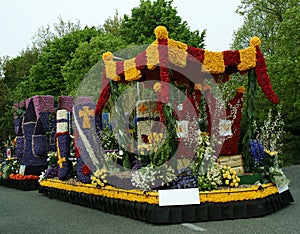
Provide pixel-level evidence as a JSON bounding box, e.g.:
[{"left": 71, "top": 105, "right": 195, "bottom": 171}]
[
  {"left": 102, "top": 10, "right": 122, "bottom": 37},
  {"left": 62, "top": 32, "right": 127, "bottom": 96},
  {"left": 0, "top": 79, "right": 14, "bottom": 146},
  {"left": 29, "top": 27, "right": 100, "bottom": 98},
  {"left": 120, "top": 0, "right": 206, "bottom": 48},
  {"left": 231, "top": 0, "right": 300, "bottom": 165},
  {"left": 31, "top": 16, "right": 81, "bottom": 50},
  {"left": 0, "top": 56, "right": 9, "bottom": 78},
  {"left": 3, "top": 48, "right": 39, "bottom": 91}
]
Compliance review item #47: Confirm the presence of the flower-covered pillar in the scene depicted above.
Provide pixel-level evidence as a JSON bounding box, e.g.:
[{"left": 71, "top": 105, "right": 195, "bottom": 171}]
[
  {"left": 21, "top": 98, "right": 48, "bottom": 175},
  {"left": 56, "top": 109, "right": 71, "bottom": 180},
  {"left": 155, "top": 26, "right": 170, "bottom": 123},
  {"left": 220, "top": 86, "right": 245, "bottom": 155}
]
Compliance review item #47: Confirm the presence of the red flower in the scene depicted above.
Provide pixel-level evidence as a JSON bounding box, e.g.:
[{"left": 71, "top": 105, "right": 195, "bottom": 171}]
[
  {"left": 187, "top": 46, "right": 205, "bottom": 63},
  {"left": 220, "top": 91, "right": 244, "bottom": 155},
  {"left": 116, "top": 61, "right": 124, "bottom": 76},
  {"left": 255, "top": 47, "right": 279, "bottom": 104},
  {"left": 223, "top": 50, "right": 241, "bottom": 67},
  {"left": 82, "top": 164, "right": 91, "bottom": 175},
  {"left": 95, "top": 82, "right": 111, "bottom": 116}
]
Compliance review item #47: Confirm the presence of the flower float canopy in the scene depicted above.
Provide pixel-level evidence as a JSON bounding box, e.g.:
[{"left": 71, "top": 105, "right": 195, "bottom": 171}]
[{"left": 95, "top": 26, "right": 279, "bottom": 116}]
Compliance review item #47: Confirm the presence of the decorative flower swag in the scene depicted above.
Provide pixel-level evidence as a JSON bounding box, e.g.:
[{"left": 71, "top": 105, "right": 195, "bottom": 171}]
[
  {"left": 96, "top": 25, "right": 279, "bottom": 119},
  {"left": 40, "top": 178, "right": 281, "bottom": 204}
]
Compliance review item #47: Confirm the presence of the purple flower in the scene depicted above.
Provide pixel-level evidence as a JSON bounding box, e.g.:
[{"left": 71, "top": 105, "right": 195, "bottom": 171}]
[{"left": 249, "top": 140, "right": 265, "bottom": 166}]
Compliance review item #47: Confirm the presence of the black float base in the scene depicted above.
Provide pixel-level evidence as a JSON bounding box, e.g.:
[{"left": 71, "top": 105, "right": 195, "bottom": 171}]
[
  {"left": 39, "top": 185, "right": 294, "bottom": 224},
  {"left": 0, "top": 179, "right": 39, "bottom": 191}
]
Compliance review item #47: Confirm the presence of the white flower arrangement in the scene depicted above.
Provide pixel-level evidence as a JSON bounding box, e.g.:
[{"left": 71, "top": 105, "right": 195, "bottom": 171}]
[{"left": 131, "top": 164, "right": 176, "bottom": 190}]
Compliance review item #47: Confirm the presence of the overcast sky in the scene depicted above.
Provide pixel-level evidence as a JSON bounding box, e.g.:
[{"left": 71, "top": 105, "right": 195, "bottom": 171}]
[{"left": 0, "top": 0, "right": 243, "bottom": 58}]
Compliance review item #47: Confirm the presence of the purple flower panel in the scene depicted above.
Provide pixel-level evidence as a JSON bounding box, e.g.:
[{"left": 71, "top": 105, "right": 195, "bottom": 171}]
[
  {"left": 32, "top": 135, "right": 47, "bottom": 157},
  {"left": 57, "top": 134, "right": 71, "bottom": 180},
  {"left": 58, "top": 96, "right": 74, "bottom": 112},
  {"left": 76, "top": 157, "right": 91, "bottom": 184},
  {"left": 16, "top": 137, "right": 25, "bottom": 160}
]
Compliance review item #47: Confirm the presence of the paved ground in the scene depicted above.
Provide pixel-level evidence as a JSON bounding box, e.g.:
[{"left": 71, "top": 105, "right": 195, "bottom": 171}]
[{"left": 0, "top": 165, "right": 299, "bottom": 234}]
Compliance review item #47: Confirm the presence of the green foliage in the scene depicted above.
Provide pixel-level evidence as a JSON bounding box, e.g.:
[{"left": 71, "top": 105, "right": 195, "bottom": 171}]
[
  {"left": 150, "top": 104, "right": 178, "bottom": 167},
  {"left": 31, "top": 16, "right": 81, "bottom": 49},
  {"left": 62, "top": 32, "right": 127, "bottom": 96},
  {"left": 29, "top": 27, "right": 100, "bottom": 97},
  {"left": 120, "top": 0, "right": 206, "bottom": 47},
  {"left": 242, "top": 69, "right": 257, "bottom": 171},
  {"left": 232, "top": 0, "right": 300, "bottom": 165}
]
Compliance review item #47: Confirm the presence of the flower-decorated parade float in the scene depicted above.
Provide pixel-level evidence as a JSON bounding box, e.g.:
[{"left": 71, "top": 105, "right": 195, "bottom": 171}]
[
  {"left": 39, "top": 26, "right": 293, "bottom": 223},
  {"left": 0, "top": 95, "right": 74, "bottom": 190}
]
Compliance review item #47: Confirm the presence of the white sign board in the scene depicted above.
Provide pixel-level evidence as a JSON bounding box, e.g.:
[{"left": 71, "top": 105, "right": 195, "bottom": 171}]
[
  {"left": 176, "top": 120, "right": 189, "bottom": 138},
  {"left": 158, "top": 188, "right": 200, "bottom": 206},
  {"left": 219, "top": 119, "right": 232, "bottom": 136},
  {"left": 277, "top": 184, "right": 289, "bottom": 194}
]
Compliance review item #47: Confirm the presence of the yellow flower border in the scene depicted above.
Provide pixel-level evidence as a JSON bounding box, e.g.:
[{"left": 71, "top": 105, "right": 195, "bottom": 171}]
[{"left": 40, "top": 179, "right": 279, "bottom": 204}]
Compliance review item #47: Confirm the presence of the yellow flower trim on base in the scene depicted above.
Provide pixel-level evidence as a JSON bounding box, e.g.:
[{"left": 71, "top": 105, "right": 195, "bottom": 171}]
[
  {"left": 40, "top": 179, "right": 158, "bottom": 204},
  {"left": 202, "top": 51, "right": 225, "bottom": 74},
  {"left": 40, "top": 179, "right": 279, "bottom": 204},
  {"left": 124, "top": 58, "right": 142, "bottom": 81}
]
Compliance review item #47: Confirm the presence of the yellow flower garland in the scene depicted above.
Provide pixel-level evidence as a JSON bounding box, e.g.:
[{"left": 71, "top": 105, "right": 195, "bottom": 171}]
[
  {"left": 102, "top": 52, "right": 121, "bottom": 82},
  {"left": 237, "top": 46, "right": 257, "bottom": 71},
  {"left": 146, "top": 44, "right": 159, "bottom": 70},
  {"left": 40, "top": 179, "right": 279, "bottom": 204},
  {"left": 168, "top": 39, "right": 188, "bottom": 67},
  {"left": 202, "top": 51, "right": 225, "bottom": 74},
  {"left": 124, "top": 58, "right": 142, "bottom": 81},
  {"left": 104, "top": 61, "right": 121, "bottom": 82}
]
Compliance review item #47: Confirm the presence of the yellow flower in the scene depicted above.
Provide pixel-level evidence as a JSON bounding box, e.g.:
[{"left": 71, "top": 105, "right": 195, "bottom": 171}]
[
  {"left": 235, "top": 183, "right": 239, "bottom": 187},
  {"left": 124, "top": 58, "right": 142, "bottom": 82},
  {"left": 168, "top": 39, "right": 187, "bottom": 67},
  {"left": 237, "top": 86, "right": 246, "bottom": 94},
  {"left": 237, "top": 177, "right": 241, "bottom": 182},
  {"left": 228, "top": 175, "right": 232, "bottom": 180},
  {"left": 153, "top": 82, "right": 161, "bottom": 92},
  {"left": 154, "top": 26, "right": 168, "bottom": 39},
  {"left": 237, "top": 46, "right": 256, "bottom": 71},
  {"left": 250, "top": 36, "right": 261, "bottom": 48},
  {"left": 223, "top": 173, "right": 227, "bottom": 179},
  {"left": 264, "top": 149, "right": 278, "bottom": 156},
  {"left": 146, "top": 44, "right": 159, "bottom": 70},
  {"left": 230, "top": 182, "right": 235, "bottom": 187},
  {"left": 233, "top": 179, "right": 237, "bottom": 183},
  {"left": 225, "top": 180, "right": 229, "bottom": 185},
  {"left": 202, "top": 51, "right": 225, "bottom": 74},
  {"left": 102, "top": 51, "right": 114, "bottom": 61}
]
